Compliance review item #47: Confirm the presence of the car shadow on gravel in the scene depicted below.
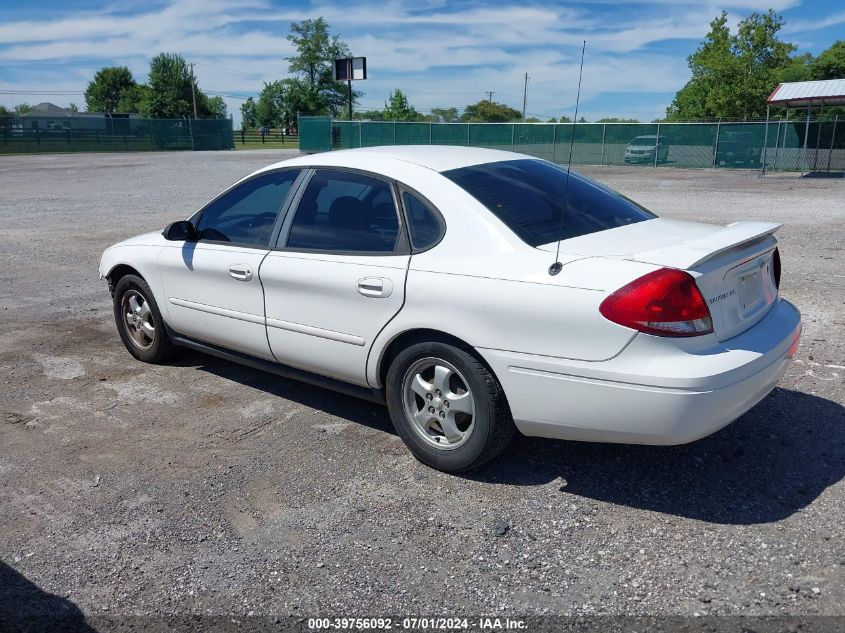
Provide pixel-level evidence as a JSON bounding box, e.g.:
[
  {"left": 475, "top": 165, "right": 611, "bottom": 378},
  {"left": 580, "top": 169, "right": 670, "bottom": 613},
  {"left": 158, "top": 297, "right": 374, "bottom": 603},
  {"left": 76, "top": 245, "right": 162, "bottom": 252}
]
[
  {"left": 170, "top": 352, "right": 842, "bottom": 525},
  {"left": 174, "top": 351, "right": 396, "bottom": 435},
  {"left": 470, "top": 388, "right": 845, "bottom": 525},
  {"left": 0, "top": 561, "right": 96, "bottom": 632}
]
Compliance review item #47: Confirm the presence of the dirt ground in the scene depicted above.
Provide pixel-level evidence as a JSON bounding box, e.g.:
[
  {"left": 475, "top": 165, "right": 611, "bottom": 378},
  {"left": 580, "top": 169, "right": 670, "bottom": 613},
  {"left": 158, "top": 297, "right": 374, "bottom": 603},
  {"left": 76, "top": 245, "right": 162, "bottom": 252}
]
[{"left": 1, "top": 150, "right": 843, "bottom": 628}]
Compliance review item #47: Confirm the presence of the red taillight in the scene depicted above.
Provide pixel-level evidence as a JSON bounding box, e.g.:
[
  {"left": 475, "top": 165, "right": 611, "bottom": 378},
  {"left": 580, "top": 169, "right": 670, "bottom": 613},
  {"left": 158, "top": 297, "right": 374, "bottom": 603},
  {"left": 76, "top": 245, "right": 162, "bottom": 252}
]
[
  {"left": 599, "top": 268, "right": 714, "bottom": 337},
  {"left": 786, "top": 324, "right": 801, "bottom": 358}
]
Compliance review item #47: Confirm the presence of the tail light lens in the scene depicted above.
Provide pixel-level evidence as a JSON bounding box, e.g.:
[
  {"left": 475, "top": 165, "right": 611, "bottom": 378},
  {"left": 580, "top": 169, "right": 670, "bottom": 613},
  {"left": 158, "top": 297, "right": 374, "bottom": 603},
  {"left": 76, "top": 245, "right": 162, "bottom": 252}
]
[{"left": 599, "top": 268, "right": 714, "bottom": 337}]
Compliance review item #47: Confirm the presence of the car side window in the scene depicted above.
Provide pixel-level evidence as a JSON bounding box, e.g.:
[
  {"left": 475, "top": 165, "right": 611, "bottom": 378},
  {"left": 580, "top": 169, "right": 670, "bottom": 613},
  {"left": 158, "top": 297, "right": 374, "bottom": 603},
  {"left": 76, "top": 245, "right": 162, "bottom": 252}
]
[
  {"left": 286, "top": 169, "right": 400, "bottom": 253},
  {"left": 402, "top": 191, "right": 443, "bottom": 251},
  {"left": 196, "top": 170, "right": 300, "bottom": 247}
]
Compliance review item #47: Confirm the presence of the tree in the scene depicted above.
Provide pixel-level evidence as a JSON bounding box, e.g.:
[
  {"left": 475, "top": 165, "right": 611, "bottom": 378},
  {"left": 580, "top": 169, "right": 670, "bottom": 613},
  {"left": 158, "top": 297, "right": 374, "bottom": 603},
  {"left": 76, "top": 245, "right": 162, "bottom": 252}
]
[
  {"left": 461, "top": 100, "right": 522, "bottom": 122},
  {"left": 278, "top": 78, "right": 316, "bottom": 129},
  {"left": 14, "top": 103, "right": 32, "bottom": 115},
  {"left": 383, "top": 89, "right": 421, "bottom": 121},
  {"left": 733, "top": 11, "right": 795, "bottom": 119},
  {"left": 286, "top": 18, "right": 357, "bottom": 117},
  {"left": 203, "top": 95, "right": 227, "bottom": 118},
  {"left": 144, "top": 53, "right": 193, "bottom": 118},
  {"left": 777, "top": 52, "right": 813, "bottom": 83},
  {"left": 596, "top": 117, "right": 640, "bottom": 123},
  {"left": 666, "top": 11, "right": 795, "bottom": 121},
  {"left": 241, "top": 97, "right": 257, "bottom": 128},
  {"left": 116, "top": 84, "right": 148, "bottom": 114},
  {"left": 67, "top": 103, "right": 79, "bottom": 113},
  {"left": 428, "top": 106, "right": 459, "bottom": 122},
  {"left": 0, "top": 105, "right": 10, "bottom": 116},
  {"left": 84, "top": 66, "right": 137, "bottom": 113},
  {"left": 809, "top": 41, "right": 845, "bottom": 80},
  {"left": 255, "top": 80, "right": 286, "bottom": 127},
  {"left": 141, "top": 53, "right": 216, "bottom": 119},
  {"left": 355, "top": 110, "right": 386, "bottom": 121}
]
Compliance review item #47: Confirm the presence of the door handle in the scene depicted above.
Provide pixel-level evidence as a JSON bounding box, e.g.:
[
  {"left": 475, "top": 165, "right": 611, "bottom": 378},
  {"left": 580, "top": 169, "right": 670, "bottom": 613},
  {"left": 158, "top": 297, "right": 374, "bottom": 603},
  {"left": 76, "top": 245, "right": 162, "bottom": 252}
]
[
  {"left": 228, "top": 264, "right": 253, "bottom": 281},
  {"left": 357, "top": 277, "right": 393, "bottom": 298}
]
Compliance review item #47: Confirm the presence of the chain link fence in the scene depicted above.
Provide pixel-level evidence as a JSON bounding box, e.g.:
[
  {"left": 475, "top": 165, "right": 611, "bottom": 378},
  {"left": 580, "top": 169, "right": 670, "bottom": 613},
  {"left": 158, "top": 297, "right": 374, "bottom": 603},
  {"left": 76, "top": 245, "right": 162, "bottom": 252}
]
[
  {"left": 304, "top": 118, "right": 845, "bottom": 172},
  {"left": 0, "top": 115, "right": 234, "bottom": 154}
]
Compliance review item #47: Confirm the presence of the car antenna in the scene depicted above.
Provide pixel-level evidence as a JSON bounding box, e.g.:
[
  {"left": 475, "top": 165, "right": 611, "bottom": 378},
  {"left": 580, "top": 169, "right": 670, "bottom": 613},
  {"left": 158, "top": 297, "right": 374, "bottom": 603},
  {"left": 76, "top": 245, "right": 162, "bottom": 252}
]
[{"left": 549, "top": 40, "right": 586, "bottom": 276}]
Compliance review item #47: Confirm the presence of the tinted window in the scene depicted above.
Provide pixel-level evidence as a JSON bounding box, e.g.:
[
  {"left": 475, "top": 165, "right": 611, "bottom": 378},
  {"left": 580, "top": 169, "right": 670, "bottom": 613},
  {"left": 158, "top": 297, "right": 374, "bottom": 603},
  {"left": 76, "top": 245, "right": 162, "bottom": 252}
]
[
  {"left": 287, "top": 170, "right": 400, "bottom": 252},
  {"left": 443, "top": 159, "right": 655, "bottom": 247},
  {"left": 402, "top": 191, "right": 443, "bottom": 250},
  {"left": 197, "top": 170, "right": 299, "bottom": 246}
]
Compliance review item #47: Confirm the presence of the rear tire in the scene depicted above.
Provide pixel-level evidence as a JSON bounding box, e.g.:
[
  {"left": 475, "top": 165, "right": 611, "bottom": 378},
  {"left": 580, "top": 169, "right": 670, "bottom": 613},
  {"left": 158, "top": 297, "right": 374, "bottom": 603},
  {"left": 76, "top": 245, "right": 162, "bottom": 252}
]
[
  {"left": 113, "top": 274, "right": 175, "bottom": 364},
  {"left": 385, "top": 341, "right": 515, "bottom": 472}
]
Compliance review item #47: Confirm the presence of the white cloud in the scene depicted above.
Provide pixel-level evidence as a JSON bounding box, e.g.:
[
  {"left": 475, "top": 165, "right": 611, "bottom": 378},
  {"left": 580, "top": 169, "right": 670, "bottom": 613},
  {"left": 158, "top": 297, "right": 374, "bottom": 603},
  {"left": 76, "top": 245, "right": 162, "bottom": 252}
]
[
  {"left": 783, "top": 10, "right": 845, "bottom": 34},
  {"left": 0, "top": 0, "right": 838, "bottom": 126}
]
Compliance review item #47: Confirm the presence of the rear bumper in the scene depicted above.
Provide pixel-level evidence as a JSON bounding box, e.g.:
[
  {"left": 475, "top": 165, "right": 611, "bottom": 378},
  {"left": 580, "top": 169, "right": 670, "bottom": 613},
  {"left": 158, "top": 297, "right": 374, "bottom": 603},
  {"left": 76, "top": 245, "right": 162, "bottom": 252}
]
[
  {"left": 624, "top": 153, "right": 653, "bottom": 162},
  {"left": 478, "top": 298, "right": 801, "bottom": 445}
]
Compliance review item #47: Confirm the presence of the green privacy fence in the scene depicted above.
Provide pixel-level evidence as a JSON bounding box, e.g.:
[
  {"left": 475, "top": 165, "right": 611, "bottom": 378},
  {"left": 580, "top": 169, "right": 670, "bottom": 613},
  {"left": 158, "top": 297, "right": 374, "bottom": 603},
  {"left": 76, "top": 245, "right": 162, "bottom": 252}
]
[
  {"left": 0, "top": 115, "right": 234, "bottom": 154},
  {"left": 298, "top": 116, "right": 332, "bottom": 152},
  {"left": 303, "top": 117, "right": 845, "bottom": 172}
]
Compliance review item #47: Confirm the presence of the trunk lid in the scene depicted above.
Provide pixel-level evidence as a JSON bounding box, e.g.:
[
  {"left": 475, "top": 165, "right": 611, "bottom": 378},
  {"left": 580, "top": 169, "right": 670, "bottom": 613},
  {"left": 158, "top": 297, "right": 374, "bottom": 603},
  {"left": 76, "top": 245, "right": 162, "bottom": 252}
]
[{"left": 540, "top": 218, "right": 781, "bottom": 341}]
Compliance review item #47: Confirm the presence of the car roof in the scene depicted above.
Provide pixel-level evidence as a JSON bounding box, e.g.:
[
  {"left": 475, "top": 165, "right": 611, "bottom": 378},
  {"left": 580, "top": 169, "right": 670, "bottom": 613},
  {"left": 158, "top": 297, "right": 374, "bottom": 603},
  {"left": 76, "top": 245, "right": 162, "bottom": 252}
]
[{"left": 263, "top": 145, "right": 533, "bottom": 173}]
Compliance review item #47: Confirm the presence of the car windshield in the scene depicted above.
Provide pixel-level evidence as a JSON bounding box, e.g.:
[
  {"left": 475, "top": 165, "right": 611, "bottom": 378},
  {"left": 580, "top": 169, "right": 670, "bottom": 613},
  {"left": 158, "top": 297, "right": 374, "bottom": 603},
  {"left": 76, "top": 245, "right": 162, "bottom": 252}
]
[
  {"left": 631, "top": 136, "right": 657, "bottom": 145},
  {"left": 442, "top": 159, "right": 656, "bottom": 247}
]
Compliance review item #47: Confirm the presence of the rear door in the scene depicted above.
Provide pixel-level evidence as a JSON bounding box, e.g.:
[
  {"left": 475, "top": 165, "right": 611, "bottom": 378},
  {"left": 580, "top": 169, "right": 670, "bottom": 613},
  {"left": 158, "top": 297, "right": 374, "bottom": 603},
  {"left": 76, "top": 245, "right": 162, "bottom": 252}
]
[{"left": 259, "top": 168, "right": 410, "bottom": 386}]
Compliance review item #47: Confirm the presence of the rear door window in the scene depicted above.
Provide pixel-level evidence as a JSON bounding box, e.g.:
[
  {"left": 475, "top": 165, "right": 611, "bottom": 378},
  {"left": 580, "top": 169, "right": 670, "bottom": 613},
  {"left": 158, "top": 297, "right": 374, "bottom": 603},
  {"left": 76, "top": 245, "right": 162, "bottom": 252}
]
[
  {"left": 442, "top": 159, "right": 655, "bottom": 247},
  {"left": 286, "top": 169, "right": 401, "bottom": 253}
]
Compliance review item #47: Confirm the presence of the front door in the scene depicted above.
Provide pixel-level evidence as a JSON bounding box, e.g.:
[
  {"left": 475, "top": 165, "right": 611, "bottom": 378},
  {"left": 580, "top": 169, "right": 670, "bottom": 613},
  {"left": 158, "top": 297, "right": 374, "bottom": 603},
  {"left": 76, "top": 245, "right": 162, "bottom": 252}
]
[
  {"left": 159, "top": 169, "right": 301, "bottom": 360},
  {"left": 260, "top": 168, "right": 410, "bottom": 386}
]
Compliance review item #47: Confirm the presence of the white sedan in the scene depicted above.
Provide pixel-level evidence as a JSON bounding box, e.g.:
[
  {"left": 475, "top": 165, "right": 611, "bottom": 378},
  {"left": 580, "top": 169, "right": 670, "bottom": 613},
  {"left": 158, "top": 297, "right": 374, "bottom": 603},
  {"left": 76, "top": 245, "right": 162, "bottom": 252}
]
[{"left": 99, "top": 146, "right": 801, "bottom": 471}]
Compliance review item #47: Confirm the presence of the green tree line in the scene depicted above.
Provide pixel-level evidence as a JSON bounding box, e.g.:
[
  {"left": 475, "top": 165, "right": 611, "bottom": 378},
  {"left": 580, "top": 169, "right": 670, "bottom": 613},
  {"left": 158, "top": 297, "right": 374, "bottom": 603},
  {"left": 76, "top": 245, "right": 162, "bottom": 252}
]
[
  {"left": 666, "top": 11, "right": 844, "bottom": 121},
  {"left": 82, "top": 54, "right": 227, "bottom": 119}
]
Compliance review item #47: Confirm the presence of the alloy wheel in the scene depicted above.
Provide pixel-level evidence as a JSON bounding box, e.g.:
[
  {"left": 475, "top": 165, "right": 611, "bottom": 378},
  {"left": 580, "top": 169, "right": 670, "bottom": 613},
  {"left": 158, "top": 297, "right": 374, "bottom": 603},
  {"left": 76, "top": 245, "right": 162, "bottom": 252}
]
[
  {"left": 402, "top": 357, "right": 476, "bottom": 450},
  {"left": 121, "top": 289, "right": 155, "bottom": 350}
]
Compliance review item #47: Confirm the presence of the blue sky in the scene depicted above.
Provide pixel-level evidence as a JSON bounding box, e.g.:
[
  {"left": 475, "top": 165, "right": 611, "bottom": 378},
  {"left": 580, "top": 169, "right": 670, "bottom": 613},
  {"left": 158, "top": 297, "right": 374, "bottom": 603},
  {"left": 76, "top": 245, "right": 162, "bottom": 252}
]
[{"left": 1, "top": 0, "right": 843, "bottom": 125}]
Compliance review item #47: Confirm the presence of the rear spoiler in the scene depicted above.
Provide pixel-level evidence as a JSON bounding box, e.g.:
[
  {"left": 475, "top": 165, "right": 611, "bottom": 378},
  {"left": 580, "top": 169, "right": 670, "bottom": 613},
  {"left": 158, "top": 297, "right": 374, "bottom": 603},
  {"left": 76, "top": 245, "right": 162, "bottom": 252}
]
[{"left": 627, "top": 221, "right": 782, "bottom": 270}]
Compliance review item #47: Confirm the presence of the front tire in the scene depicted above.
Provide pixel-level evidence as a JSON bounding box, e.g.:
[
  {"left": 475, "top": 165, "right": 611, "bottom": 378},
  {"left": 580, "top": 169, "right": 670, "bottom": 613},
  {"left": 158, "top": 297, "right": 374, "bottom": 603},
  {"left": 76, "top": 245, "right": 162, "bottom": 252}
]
[
  {"left": 385, "top": 341, "right": 515, "bottom": 472},
  {"left": 112, "top": 274, "right": 174, "bottom": 363}
]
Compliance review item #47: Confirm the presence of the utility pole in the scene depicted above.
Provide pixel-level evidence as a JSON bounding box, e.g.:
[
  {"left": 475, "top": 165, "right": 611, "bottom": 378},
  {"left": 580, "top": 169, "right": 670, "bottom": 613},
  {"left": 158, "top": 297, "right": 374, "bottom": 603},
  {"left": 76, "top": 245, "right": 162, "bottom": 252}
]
[
  {"left": 522, "top": 72, "right": 529, "bottom": 123},
  {"left": 189, "top": 62, "right": 198, "bottom": 118},
  {"left": 485, "top": 91, "right": 495, "bottom": 102}
]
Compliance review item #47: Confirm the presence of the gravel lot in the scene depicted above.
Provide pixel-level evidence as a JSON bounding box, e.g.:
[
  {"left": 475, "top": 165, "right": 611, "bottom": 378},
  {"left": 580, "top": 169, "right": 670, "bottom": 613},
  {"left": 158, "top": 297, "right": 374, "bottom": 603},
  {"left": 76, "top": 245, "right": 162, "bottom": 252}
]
[{"left": 1, "top": 150, "right": 843, "bottom": 628}]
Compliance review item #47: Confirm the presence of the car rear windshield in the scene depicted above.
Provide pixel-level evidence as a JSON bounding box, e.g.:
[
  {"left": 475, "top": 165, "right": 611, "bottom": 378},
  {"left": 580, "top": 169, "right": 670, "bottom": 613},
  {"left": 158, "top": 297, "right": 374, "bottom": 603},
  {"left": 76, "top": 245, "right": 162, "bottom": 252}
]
[{"left": 442, "top": 159, "right": 656, "bottom": 247}]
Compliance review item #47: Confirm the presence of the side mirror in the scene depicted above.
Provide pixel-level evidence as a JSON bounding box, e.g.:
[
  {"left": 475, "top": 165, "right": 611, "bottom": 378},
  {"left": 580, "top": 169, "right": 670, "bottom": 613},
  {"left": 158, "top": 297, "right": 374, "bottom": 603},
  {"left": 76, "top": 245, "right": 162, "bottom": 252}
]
[{"left": 163, "top": 220, "right": 196, "bottom": 241}]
